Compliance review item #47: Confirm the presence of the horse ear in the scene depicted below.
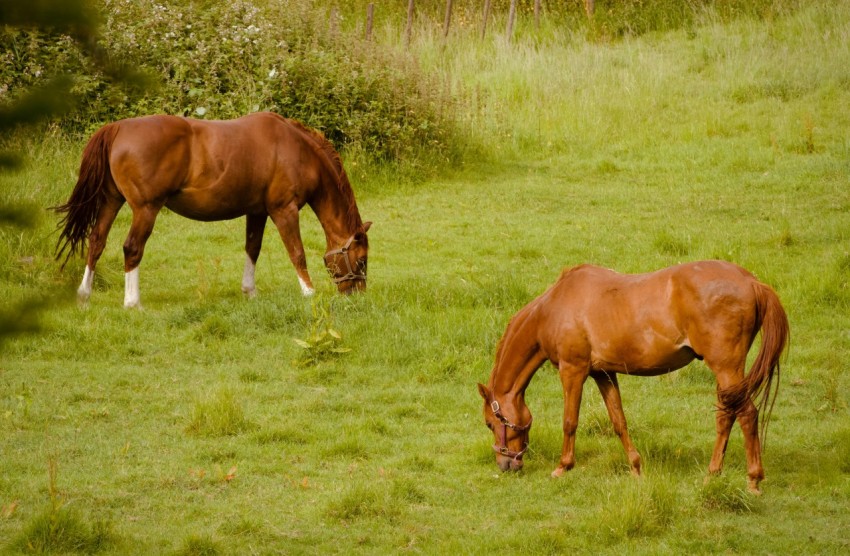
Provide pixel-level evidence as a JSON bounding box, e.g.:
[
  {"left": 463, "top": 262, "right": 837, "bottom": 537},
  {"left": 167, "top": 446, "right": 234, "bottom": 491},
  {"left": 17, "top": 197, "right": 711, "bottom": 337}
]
[
  {"left": 477, "top": 383, "right": 491, "bottom": 401},
  {"left": 362, "top": 221, "right": 372, "bottom": 232}
]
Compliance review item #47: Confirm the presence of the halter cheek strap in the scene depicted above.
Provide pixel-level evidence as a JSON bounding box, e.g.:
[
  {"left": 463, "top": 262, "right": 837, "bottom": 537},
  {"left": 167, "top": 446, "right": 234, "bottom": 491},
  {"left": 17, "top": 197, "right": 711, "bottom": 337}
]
[
  {"left": 491, "top": 400, "right": 532, "bottom": 462},
  {"left": 323, "top": 234, "right": 366, "bottom": 284}
]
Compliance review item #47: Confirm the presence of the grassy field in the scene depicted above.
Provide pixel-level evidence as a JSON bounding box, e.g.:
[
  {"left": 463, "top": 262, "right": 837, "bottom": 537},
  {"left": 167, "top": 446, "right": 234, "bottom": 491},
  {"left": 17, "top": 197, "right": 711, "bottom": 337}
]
[{"left": 2, "top": 2, "right": 850, "bottom": 554}]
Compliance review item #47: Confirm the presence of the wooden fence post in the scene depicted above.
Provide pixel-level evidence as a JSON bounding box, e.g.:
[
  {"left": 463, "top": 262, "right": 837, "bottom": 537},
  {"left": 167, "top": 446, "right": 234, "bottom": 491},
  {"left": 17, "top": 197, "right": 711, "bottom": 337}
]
[
  {"left": 534, "top": 0, "right": 541, "bottom": 29},
  {"left": 506, "top": 0, "right": 517, "bottom": 41},
  {"left": 585, "top": 0, "right": 595, "bottom": 18},
  {"left": 365, "top": 3, "right": 374, "bottom": 41},
  {"left": 443, "top": 0, "right": 453, "bottom": 40},
  {"left": 405, "top": 0, "right": 414, "bottom": 46},
  {"left": 480, "top": 0, "right": 491, "bottom": 40}
]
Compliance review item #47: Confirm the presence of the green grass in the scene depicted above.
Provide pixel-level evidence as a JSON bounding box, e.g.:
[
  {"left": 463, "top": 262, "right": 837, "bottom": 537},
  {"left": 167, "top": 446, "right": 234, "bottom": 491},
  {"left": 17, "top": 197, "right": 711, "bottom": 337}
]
[{"left": 2, "top": 2, "right": 850, "bottom": 553}]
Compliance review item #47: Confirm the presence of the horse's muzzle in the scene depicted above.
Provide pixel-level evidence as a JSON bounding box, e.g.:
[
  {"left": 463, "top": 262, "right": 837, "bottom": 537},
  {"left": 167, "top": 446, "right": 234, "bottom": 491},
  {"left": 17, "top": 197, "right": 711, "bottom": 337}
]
[
  {"left": 338, "top": 279, "right": 366, "bottom": 294},
  {"left": 496, "top": 455, "right": 524, "bottom": 472}
]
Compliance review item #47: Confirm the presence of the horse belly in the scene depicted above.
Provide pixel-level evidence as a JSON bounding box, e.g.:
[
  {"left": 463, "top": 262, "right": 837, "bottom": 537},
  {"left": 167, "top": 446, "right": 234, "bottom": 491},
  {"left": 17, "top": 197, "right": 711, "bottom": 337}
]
[
  {"left": 165, "top": 187, "right": 262, "bottom": 221},
  {"left": 589, "top": 332, "right": 696, "bottom": 376}
]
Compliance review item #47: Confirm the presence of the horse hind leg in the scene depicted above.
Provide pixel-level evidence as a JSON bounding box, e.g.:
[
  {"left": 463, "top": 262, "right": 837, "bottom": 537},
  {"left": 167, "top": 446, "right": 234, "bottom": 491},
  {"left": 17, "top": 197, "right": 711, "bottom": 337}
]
[
  {"left": 122, "top": 205, "right": 160, "bottom": 308},
  {"left": 708, "top": 362, "right": 764, "bottom": 494},
  {"left": 707, "top": 399, "right": 736, "bottom": 476},
  {"left": 737, "top": 398, "right": 763, "bottom": 494},
  {"left": 78, "top": 196, "right": 124, "bottom": 304},
  {"left": 242, "top": 214, "right": 267, "bottom": 297},
  {"left": 591, "top": 371, "right": 642, "bottom": 476}
]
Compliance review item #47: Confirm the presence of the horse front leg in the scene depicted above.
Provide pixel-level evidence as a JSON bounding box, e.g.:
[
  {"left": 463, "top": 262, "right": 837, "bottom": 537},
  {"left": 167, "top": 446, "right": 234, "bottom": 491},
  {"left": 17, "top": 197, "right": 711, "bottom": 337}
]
[
  {"left": 268, "top": 203, "right": 314, "bottom": 296},
  {"left": 591, "top": 371, "right": 642, "bottom": 475},
  {"left": 242, "top": 213, "right": 267, "bottom": 297},
  {"left": 122, "top": 205, "right": 160, "bottom": 308},
  {"left": 552, "top": 360, "right": 589, "bottom": 478},
  {"left": 79, "top": 196, "right": 124, "bottom": 304}
]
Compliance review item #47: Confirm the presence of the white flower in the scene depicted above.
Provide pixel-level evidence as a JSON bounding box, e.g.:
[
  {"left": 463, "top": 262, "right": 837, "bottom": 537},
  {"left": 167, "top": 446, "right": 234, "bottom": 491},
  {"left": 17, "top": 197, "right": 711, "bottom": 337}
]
[
  {"left": 195, "top": 107, "right": 207, "bottom": 116},
  {"left": 268, "top": 68, "right": 278, "bottom": 79}
]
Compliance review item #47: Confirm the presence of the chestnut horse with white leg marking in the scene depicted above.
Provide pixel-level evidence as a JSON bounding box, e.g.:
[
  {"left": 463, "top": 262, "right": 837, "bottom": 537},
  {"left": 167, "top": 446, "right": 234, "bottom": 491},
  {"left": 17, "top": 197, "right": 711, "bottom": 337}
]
[
  {"left": 54, "top": 112, "right": 371, "bottom": 308},
  {"left": 478, "top": 260, "right": 788, "bottom": 494}
]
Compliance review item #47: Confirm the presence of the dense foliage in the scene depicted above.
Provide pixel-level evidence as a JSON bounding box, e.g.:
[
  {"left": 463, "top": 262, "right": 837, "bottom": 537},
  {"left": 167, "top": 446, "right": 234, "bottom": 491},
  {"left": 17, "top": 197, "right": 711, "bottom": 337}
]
[{"left": 0, "top": 0, "right": 455, "bottom": 163}]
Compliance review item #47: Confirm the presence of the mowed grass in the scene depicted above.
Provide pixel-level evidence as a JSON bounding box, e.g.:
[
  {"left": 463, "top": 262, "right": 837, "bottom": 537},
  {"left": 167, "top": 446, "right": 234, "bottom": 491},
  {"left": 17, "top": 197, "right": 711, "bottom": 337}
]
[{"left": 2, "top": 3, "right": 850, "bottom": 553}]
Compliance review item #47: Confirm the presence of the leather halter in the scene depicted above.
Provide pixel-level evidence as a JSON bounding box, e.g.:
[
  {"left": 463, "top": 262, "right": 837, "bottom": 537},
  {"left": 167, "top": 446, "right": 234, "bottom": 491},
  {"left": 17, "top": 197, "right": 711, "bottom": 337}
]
[
  {"left": 323, "top": 234, "right": 366, "bottom": 284},
  {"left": 490, "top": 400, "right": 532, "bottom": 462}
]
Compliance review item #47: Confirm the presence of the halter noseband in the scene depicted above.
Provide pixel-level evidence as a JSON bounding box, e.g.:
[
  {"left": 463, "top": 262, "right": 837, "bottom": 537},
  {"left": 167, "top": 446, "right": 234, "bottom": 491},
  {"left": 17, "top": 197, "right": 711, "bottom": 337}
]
[
  {"left": 323, "top": 234, "right": 366, "bottom": 284},
  {"left": 490, "top": 400, "right": 532, "bottom": 462}
]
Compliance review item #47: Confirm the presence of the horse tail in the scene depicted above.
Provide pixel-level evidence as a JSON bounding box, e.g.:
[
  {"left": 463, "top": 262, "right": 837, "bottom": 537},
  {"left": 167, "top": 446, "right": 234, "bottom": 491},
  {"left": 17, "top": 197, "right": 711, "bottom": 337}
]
[
  {"left": 53, "top": 123, "right": 120, "bottom": 268},
  {"left": 723, "top": 281, "right": 789, "bottom": 443}
]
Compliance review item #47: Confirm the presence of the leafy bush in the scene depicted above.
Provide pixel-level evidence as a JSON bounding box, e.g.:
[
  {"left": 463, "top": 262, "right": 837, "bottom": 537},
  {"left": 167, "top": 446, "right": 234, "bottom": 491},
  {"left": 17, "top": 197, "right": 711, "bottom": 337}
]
[{"left": 0, "top": 0, "right": 456, "bottom": 164}]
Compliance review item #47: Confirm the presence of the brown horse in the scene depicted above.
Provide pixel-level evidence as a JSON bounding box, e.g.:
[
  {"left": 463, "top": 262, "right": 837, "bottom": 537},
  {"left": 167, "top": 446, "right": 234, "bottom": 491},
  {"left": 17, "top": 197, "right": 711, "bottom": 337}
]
[
  {"left": 478, "top": 260, "right": 788, "bottom": 493},
  {"left": 54, "top": 112, "right": 371, "bottom": 307}
]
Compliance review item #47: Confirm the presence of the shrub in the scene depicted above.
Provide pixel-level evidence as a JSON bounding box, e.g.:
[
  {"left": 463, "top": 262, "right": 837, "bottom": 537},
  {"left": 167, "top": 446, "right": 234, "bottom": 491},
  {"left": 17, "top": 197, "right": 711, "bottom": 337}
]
[{"left": 0, "top": 0, "right": 457, "bottom": 164}]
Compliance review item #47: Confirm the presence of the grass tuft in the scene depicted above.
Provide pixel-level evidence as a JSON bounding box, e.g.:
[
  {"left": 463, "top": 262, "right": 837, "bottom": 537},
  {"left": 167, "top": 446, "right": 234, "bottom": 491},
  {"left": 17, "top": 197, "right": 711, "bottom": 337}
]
[
  {"left": 186, "top": 388, "right": 252, "bottom": 437},
  {"left": 13, "top": 507, "right": 114, "bottom": 554},
  {"left": 326, "top": 485, "right": 401, "bottom": 523},
  {"left": 653, "top": 231, "right": 690, "bottom": 257},
  {"left": 176, "top": 534, "right": 221, "bottom": 556},
  {"left": 700, "top": 474, "right": 760, "bottom": 513},
  {"left": 12, "top": 458, "right": 114, "bottom": 553},
  {"left": 596, "top": 477, "right": 678, "bottom": 539}
]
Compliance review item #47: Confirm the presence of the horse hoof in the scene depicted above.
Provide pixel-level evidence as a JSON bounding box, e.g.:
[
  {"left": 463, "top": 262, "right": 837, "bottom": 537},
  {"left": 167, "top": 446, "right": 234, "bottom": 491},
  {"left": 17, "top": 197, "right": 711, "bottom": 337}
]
[
  {"left": 747, "top": 480, "right": 762, "bottom": 496},
  {"left": 551, "top": 467, "right": 565, "bottom": 478},
  {"left": 242, "top": 287, "right": 257, "bottom": 298}
]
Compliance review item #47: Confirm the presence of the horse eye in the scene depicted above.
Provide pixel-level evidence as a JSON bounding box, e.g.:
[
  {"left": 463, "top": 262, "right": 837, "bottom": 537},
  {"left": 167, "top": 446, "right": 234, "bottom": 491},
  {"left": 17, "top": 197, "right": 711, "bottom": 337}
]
[{"left": 486, "top": 422, "right": 493, "bottom": 431}]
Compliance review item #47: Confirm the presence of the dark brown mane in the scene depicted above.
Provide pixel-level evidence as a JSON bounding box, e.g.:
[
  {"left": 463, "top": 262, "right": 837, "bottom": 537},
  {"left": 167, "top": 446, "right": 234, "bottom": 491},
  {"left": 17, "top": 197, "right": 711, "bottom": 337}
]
[{"left": 283, "top": 118, "right": 363, "bottom": 233}]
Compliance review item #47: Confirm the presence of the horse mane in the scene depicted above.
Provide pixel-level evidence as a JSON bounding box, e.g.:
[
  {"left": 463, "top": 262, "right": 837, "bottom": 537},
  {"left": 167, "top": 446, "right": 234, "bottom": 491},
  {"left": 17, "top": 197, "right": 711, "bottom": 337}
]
[{"left": 283, "top": 118, "right": 363, "bottom": 232}]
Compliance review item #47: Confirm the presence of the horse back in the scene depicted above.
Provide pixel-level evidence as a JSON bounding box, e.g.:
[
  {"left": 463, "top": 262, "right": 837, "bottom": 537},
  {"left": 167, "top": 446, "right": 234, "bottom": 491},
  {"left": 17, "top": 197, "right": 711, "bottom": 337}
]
[
  {"left": 107, "top": 113, "right": 316, "bottom": 220},
  {"left": 541, "top": 261, "right": 762, "bottom": 373}
]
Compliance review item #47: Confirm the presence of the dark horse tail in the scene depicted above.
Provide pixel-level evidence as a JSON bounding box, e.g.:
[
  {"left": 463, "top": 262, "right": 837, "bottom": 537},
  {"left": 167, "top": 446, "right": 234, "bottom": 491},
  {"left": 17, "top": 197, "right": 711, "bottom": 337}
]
[
  {"left": 722, "top": 281, "right": 790, "bottom": 444},
  {"left": 53, "top": 123, "right": 120, "bottom": 268}
]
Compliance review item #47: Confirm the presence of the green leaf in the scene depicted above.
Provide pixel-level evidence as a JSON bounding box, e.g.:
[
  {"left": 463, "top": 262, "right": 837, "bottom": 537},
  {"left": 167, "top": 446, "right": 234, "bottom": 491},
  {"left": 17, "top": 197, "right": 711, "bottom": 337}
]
[
  {"left": 293, "top": 338, "right": 311, "bottom": 349},
  {"left": 327, "top": 328, "right": 342, "bottom": 339}
]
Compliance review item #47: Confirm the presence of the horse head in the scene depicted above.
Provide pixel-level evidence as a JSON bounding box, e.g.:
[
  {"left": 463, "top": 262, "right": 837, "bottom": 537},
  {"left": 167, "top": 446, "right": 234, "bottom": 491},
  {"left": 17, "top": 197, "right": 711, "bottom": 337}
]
[
  {"left": 324, "top": 221, "right": 371, "bottom": 294},
  {"left": 477, "top": 383, "right": 532, "bottom": 472}
]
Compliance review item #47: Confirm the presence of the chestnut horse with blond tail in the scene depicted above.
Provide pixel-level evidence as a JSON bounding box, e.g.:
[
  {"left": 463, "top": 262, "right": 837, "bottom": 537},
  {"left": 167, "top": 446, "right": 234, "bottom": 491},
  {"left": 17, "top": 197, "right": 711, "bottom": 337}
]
[
  {"left": 54, "top": 112, "right": 371, "bottom": 307},
  {"left": 478, "top": 261, "right": 788, "bottom": 493}
]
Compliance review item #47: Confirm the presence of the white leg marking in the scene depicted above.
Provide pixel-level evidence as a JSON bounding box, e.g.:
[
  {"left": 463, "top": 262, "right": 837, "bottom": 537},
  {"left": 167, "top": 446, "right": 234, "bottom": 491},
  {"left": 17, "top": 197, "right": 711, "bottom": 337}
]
[
  {"left": 124, "top": 267, "right": 141, "bottom": 308},
  {"left": 77, "top": 265, "right": 94, "bottom": 302},
  {"left": 298, "top": 276, "right": 314, "bottom": 297},
  {"left": 242, "top": 255, "right": 256, "bottom": 297}
]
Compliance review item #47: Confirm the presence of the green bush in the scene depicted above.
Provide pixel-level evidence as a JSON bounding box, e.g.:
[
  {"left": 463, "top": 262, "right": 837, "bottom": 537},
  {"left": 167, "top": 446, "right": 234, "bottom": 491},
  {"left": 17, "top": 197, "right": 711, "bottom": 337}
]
[{"left": 0, "top": 0, "right": 456, "bottom": 164}]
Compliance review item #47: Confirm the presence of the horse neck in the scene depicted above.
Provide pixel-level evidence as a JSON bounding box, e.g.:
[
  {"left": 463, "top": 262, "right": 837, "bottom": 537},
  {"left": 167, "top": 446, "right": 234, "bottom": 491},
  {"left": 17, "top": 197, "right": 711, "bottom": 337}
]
[
  {"left": 488, "top": 306, "right": 546, "bottom": 410},
  {"left": 309, "top": 175, "right": 361, "bottom": 249}
]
